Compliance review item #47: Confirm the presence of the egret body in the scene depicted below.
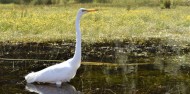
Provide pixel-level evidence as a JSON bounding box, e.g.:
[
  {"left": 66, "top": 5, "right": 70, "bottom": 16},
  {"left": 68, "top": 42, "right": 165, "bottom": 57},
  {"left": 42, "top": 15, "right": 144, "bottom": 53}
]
[{"left": 25, "top": 8, "right": 97, "bottom": 86}]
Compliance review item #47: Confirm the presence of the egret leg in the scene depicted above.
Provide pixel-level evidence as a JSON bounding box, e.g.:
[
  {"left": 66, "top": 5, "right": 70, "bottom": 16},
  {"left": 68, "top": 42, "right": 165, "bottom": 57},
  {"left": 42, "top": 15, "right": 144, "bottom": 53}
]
[{"left": 56, "top": 81, "right": 62, "bottom": 87}]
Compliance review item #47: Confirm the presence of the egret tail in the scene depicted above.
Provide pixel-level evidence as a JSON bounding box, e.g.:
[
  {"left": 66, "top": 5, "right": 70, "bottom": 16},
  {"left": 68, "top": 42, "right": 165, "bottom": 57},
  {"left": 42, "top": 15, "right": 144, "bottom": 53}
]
[{"left": 25, "top": 72, "right": 36, "bottom": 83}]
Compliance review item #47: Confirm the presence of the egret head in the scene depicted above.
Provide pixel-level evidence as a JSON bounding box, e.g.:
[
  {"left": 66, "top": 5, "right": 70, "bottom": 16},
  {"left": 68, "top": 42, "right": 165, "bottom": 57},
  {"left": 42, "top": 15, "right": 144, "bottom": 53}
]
[{"left": 78, "top": 8, "right": 98, "bottom": 16}]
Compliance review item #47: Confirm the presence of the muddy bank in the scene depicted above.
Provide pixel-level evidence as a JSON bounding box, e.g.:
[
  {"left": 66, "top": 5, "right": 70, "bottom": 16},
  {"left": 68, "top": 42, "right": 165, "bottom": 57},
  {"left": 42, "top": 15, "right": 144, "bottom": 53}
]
[{"left": 0, "top": 38, "right": 190, "bottom": 63}]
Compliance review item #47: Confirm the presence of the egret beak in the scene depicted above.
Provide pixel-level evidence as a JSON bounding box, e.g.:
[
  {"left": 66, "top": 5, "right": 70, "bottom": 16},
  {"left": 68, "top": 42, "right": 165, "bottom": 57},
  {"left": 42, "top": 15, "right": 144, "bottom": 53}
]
[{"left": 83, "top": 9, "right": 98, "bottom": 12}]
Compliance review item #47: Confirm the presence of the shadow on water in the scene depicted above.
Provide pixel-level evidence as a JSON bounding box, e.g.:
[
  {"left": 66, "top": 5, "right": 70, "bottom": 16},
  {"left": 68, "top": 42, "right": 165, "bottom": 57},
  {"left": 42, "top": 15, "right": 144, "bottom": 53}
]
[{"left": 1, "top": 53, "right": 190, "bottom": 94}]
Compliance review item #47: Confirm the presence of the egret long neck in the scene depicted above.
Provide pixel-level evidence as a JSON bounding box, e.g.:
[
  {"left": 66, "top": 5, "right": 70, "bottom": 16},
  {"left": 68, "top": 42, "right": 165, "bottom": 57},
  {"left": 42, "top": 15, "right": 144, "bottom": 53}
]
[{"left": 73, "top": 13, "right": 82, "bottom": 61}]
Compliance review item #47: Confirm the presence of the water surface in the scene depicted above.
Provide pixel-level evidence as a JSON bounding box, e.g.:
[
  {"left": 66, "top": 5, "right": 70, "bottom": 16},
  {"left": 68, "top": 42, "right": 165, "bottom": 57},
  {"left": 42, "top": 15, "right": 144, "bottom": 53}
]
[{"left": 1, "top": 54, "right": 190, "bottom": 94}]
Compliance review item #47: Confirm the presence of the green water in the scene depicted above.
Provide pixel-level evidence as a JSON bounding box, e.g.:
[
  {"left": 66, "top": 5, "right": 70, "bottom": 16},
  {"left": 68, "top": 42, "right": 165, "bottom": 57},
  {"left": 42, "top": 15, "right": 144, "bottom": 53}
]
[{"left": 1, "top": 53, "right": 190, "bottom": 94}]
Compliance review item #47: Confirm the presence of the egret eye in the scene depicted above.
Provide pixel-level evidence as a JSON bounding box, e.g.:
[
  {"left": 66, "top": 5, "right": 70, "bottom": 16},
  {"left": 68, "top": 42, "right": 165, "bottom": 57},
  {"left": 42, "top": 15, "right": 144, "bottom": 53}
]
[{"left": 82, "top": 9, "right": 86, "bottom": 12}]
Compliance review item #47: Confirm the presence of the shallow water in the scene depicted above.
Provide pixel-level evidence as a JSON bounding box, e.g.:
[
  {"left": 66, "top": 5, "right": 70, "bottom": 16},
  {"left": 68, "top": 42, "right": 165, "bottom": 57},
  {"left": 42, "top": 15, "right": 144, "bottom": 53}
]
[{"left": 1, "top": 53, "right": 190, "bottom": 94}]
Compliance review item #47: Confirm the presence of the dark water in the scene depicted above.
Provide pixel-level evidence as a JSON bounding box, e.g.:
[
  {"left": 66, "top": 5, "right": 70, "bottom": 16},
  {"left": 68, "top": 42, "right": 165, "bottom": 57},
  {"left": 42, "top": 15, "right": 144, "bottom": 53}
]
[{"left": 1, "top": 53, "right": 190, "bottom": 94}]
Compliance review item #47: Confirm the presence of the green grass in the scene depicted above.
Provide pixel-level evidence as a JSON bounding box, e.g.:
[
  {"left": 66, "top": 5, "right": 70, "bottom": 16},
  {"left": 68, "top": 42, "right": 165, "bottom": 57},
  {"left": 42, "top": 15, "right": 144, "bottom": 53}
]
[{"left": 0, "top": 4, "right": 190, "bottom": 45}]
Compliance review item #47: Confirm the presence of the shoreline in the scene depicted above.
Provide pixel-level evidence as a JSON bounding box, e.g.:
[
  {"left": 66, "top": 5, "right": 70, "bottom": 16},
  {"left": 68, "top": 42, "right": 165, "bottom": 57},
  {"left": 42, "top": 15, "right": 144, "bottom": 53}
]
[{"left": 1, "top": 38, "right": 190, "bottom": 63}]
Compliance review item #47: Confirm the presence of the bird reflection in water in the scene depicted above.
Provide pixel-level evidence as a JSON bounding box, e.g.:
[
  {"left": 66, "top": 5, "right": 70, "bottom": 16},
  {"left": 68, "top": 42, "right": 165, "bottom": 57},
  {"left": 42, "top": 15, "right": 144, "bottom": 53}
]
[{"left": 25, "top": 83, "right": 81, "bottom": 94}]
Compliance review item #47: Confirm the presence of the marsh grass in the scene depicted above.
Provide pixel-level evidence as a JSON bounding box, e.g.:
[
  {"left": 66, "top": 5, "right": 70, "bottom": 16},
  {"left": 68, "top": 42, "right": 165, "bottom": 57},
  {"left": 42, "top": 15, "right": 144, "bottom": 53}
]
[{"left": 0, "top": 4, "right": 190, "bottom": 45}]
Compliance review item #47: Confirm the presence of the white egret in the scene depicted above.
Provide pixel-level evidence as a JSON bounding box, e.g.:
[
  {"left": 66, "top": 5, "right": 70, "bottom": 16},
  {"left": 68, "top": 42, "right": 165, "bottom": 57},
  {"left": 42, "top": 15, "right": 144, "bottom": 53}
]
[{"left": 25, "top": 8, "right": 97, "bottom": 86}]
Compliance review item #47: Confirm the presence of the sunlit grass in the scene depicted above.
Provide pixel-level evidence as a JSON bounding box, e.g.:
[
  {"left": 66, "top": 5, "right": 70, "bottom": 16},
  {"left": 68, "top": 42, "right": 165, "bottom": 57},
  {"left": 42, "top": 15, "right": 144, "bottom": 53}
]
[{"left": 0, "top": 4, "right": 190, "bottom": 45}]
